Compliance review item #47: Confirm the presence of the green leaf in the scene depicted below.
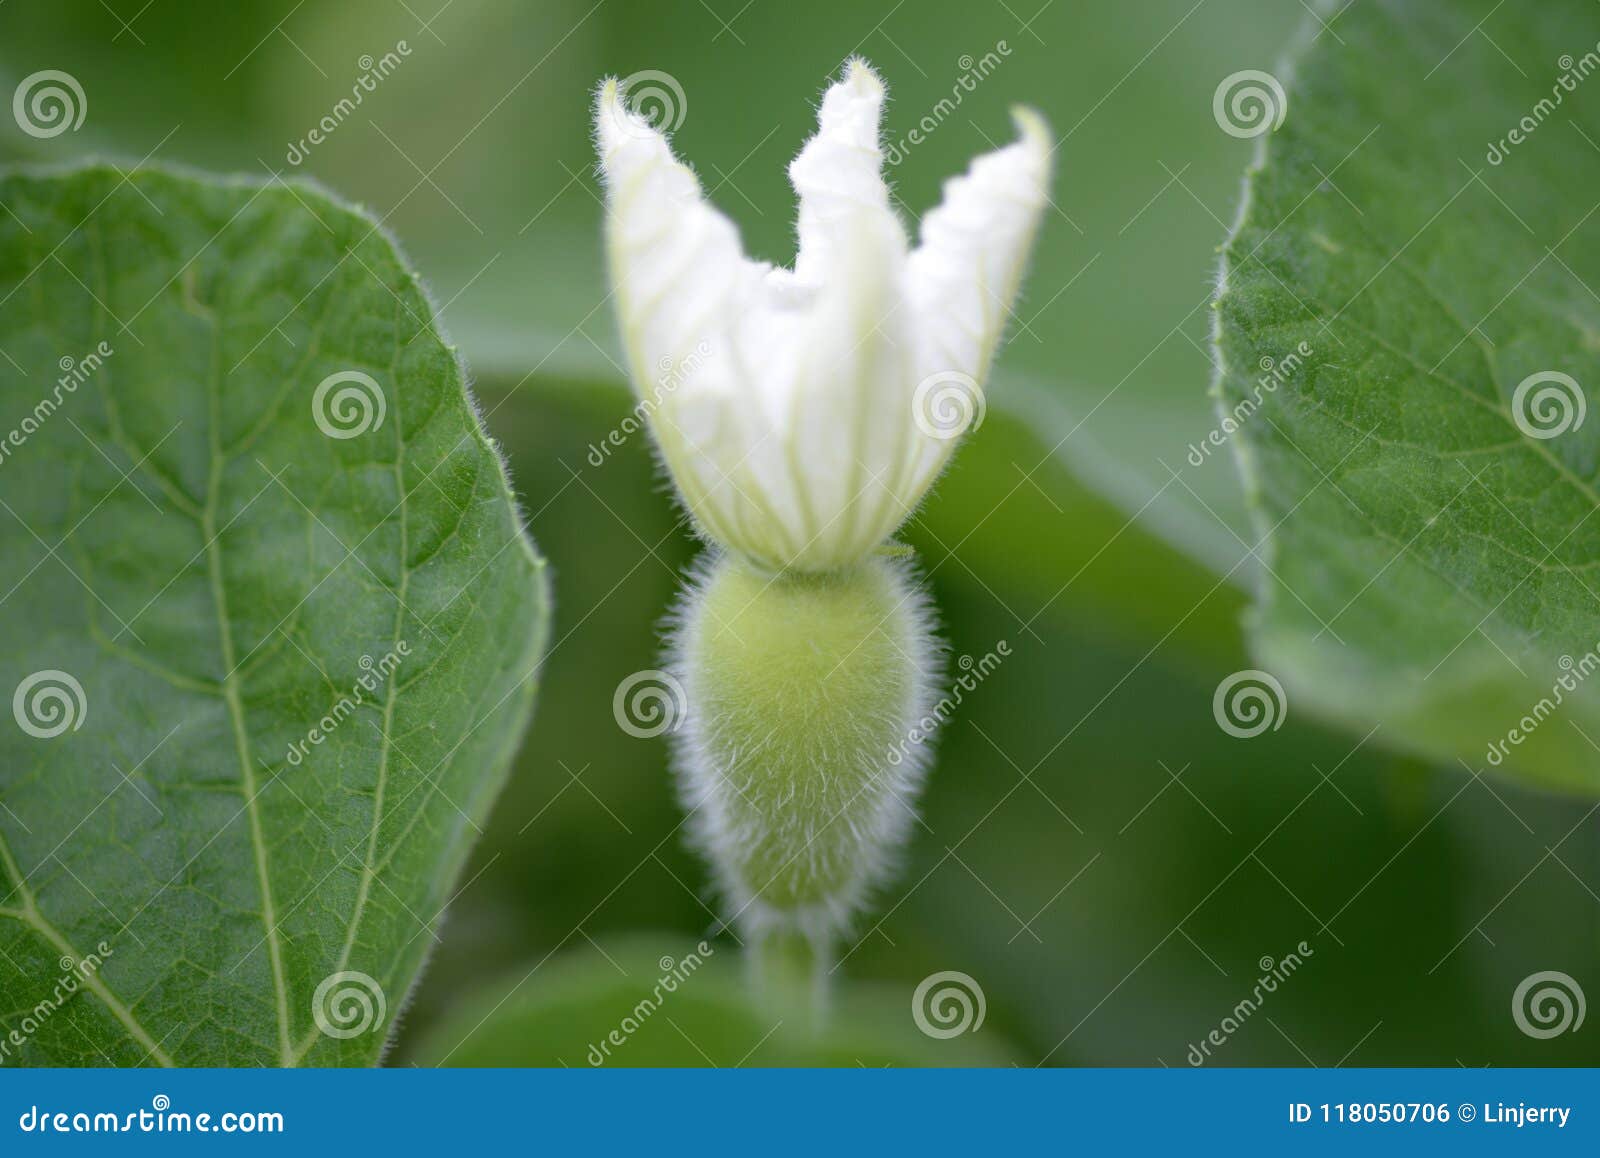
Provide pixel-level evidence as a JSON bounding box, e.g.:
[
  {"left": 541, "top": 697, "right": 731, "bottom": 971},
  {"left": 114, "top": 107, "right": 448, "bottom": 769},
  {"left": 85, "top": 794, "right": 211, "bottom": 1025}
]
[
  {"left": 407, "top": 937, "right": 1013, "bottom": 1066},
  {"left": 0, "top": 163, "right": 548, "bottom": 1065},
  {"left": 1215, "top": 0, "right": 1600, "bottom": 793}
]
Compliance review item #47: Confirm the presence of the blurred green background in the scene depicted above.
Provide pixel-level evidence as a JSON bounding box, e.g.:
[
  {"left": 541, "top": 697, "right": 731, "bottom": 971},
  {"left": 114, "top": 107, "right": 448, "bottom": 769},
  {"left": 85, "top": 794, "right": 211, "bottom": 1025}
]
[{"left": 3, "top": 0, "right": 1595, "bottom": 1065}]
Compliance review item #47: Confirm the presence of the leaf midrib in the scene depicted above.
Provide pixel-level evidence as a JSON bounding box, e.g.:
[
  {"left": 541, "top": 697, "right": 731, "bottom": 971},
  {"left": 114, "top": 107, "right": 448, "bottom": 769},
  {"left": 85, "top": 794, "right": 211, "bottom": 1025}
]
[{"left": 192, "top": 284, "right": 295, "bottom": 1066}]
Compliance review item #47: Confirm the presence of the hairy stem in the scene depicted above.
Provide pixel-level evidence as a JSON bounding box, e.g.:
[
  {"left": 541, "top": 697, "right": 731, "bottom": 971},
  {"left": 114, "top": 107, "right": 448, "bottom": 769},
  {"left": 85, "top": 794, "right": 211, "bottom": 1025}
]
[{"left": 750, "top": 926, "right": 831, "bottom": 1033}]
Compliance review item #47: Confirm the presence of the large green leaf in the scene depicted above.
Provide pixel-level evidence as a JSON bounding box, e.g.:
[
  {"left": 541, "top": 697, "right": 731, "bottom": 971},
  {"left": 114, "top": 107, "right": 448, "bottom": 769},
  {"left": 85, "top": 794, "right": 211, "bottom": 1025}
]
[
  {"left": 1215, "top": 0, "right": 1600, "bottom": 793},
  {"left": 0, "top": 164, "right": 548, "bottom": 1065}
]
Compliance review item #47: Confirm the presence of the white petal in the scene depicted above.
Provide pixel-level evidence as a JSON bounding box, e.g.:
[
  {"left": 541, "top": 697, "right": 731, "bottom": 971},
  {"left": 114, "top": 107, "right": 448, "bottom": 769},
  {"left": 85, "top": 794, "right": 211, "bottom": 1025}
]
[
  {"left": 788, "top": 58, "right": 906, "bottom": 286},
  {"left": 782, "top": 211, "right": 913, "bottom": 568},
  {"left": 594, "top": 78, "right": 754, "bottom": 386},
  {"left": 594, "top": 78, "right": 774, "bottom": 551},
  {"left": 905, "top": 106, "right": 1052, "bottom": 385}
]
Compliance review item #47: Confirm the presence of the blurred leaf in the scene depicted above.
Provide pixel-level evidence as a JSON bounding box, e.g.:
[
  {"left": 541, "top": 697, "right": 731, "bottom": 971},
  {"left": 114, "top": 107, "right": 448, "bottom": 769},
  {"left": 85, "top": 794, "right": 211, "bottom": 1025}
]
[
  {"left": 1215, "top": 0, "right": 1600, "bottom": 793},
  {"left": 0, "top": 165, "right": 548, "bottom": 1064},
  {"left": 408, "top": 936, "right": 1013, "bottom": 1066}
]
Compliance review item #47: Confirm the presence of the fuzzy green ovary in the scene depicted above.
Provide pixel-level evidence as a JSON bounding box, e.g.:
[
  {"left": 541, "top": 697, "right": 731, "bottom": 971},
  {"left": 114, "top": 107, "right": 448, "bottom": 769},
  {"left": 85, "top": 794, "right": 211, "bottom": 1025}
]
[{"left": 688, "top": 557, "right": 917, "bottom": 909}]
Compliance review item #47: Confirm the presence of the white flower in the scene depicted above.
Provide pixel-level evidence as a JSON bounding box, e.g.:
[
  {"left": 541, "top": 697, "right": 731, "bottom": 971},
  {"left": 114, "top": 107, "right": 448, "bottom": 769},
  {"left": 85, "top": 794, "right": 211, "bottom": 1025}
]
[{"left": 595, "top": 58, "right": 1051, "bottom": 572}]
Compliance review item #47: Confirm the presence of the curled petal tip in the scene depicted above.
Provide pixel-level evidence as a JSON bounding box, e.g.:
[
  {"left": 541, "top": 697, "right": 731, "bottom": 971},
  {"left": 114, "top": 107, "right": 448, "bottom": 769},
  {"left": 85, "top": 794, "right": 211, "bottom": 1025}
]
[
  {"left": 593, "top": 76, "right": 633, "bottom": 156},
  {"left": 812, "top": 57, "right": 886, "bottom": 146},
  {"left": 842, "top": 56, "right": 886, "bottom": 96},
  {"left": 1004, "top": 105, "right": 1053, "bottom": 208},
  {"left": 595, "top": 74, "right": 688, "bottom": 158},
  {"left": 1010, "top": 105, "right": 1051, "bottom": 152},
  {"left": 790, "top": 57, "right": 900, "bottom": 283}
]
